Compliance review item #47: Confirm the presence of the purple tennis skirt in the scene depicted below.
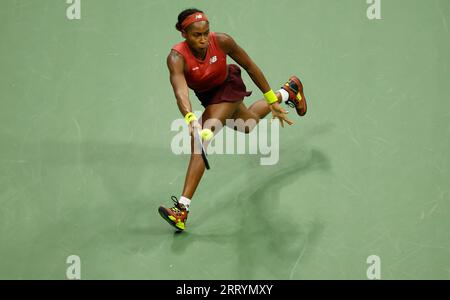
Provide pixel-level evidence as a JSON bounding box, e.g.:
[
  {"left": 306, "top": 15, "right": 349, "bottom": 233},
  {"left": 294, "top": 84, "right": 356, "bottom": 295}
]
[{"left": 195, "top": 64, "right": 252, "bottom": 107}]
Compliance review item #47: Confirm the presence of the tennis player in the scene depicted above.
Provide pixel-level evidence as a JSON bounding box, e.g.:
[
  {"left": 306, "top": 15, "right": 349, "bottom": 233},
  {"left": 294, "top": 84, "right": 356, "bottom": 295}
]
[{"left": 158, "top": 8, "right": 307, "bottom": 231}]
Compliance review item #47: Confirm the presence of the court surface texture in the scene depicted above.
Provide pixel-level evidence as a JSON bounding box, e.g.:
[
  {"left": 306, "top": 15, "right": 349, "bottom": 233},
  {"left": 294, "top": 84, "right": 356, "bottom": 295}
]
[{"left": 1, "top": 0, "right": 449, "bottom": 279}]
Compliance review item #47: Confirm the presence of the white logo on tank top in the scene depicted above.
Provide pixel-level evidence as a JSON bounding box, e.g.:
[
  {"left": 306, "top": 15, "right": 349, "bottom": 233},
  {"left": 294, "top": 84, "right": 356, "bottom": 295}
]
[
  {"left": 209, "top": 56, "right": 217, "bottom": 64},
  {"left": 192, "top": 66, "right": 199, "bottom": 71}
]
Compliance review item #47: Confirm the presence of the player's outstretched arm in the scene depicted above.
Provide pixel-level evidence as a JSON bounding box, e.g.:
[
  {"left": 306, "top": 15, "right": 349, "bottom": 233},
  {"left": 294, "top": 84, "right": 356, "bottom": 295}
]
[
  {"left": 167, "top": 50, "right": 201, "bottom": 133},
  {"left": 216, "top": 33, "right": 293, "bottom": 127}
]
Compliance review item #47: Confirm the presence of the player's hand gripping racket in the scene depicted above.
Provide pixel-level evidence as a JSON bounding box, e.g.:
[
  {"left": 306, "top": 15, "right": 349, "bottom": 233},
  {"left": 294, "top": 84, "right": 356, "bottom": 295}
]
[{"left": 193, "top": 126, "right": 210, "bottom": 170}]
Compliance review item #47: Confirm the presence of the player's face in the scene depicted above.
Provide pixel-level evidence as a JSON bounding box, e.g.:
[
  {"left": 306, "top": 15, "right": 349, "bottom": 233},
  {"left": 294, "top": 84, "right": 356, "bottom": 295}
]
[{"left": 184, "top": 22, "right": 210, "bottom": 52}]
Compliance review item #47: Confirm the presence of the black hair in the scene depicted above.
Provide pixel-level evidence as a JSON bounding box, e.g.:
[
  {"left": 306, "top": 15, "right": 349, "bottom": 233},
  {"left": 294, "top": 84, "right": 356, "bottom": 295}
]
[{"left": 175, "top": 8, "right": 204, "bottom": 31}]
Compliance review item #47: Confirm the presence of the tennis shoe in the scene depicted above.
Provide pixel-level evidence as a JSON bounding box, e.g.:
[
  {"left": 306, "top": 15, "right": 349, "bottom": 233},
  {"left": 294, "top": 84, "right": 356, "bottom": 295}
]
[
  {"left": 282, "top": 75, "right": 307, "bottom": 116},
  {"left": 158, "top": 196, "right": 189, "bottom": 231}
]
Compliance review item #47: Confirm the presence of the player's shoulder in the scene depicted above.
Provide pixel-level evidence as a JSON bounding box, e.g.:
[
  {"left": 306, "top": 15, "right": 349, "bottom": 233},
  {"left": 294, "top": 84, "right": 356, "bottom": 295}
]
[
  {"left": 214, "top": 32, "right": 234, "bottom": 43},
  {"left": 214, "top": 32, "right": 236, "bottom": 53},
  {"left": 167, "top": 48, "right": 183, "bottom": 60},
  {"left": 167, "top": 49, "right": 185, "bottom": 69}
]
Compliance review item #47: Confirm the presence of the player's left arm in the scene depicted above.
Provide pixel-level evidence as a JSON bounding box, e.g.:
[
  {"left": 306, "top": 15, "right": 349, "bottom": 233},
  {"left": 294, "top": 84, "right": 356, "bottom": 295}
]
[
  {"left": 216, "top": 32, "right": 271, "bottom": 94},
  {"left": 216, "top": 32, "right": 293, "bottom": 126}
]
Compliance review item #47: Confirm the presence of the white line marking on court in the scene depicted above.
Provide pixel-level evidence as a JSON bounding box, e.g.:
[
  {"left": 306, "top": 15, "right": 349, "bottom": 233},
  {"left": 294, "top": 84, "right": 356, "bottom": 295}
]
[
  {"left": 73, "top": 117, "right": 82, "bottom": 140},
  {"left": 128, "top": 130, "right": 135, "bottom": 144},
  {"left": 169, "top": 174, "right": 180, "bottom": 185},
  {"left": 427, "top": 202, "right": 439, "bottom": 218},
  {"left": 72, "top": 117, "right": 85, "bottom": 181},
  {"left": 437, "top": 0, "right": 449, "bottom": 32},
  {"left": 1, "top": 160, "right": 27, "bottom": 163},
  {"left": 346, "top": 126, "right": 361, "bottom": 148},
  {"left": 340, "top": 183, "right": 359, "bottom": 196},
  {"left": 29, "top": 67, "right": 52, "bottom": 81},
  {"left": 372, "top": 136, "right": 389, "bottom": 144},
  {"left": 289, "top": 241, "right": 308, "bottom": 279}
]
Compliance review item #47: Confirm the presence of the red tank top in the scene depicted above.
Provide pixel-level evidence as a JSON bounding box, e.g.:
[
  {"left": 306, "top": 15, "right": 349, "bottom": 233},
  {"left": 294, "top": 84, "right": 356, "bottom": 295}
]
[{"left": 171, "top": 32, "right": 227, "bottom": 93}]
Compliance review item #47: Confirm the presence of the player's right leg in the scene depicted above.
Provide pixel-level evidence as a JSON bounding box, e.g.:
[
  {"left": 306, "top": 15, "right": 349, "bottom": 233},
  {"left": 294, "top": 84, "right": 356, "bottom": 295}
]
[{"left": 158, "top": 101, "right": 241, "bottom": 231}]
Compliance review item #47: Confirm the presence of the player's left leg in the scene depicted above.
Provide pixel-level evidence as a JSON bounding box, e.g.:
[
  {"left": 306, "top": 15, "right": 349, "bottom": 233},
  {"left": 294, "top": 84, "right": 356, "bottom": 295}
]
[
  {"left": 243, "top": 75, "right": 308, "bottom": 122},
  {"left": 227, "top": 102, "right": 264, "bottom": 133},
  {"left": 228, "top": 90, "right": 284, "bottom": 133},
  {"left": 244, "top": 91, "right": 283, "bottom": 122}
]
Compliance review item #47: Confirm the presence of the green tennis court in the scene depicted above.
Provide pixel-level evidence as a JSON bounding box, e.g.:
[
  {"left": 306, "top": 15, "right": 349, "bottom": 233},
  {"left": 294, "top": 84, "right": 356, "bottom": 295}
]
[{"left": 1, "top": 0, "right": 449, "bottom": 279}]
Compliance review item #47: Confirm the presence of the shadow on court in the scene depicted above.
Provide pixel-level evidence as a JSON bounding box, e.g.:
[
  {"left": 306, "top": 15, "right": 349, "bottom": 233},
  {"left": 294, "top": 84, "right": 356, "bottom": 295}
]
[
  {"left": 1, "top": 121, "right": 333, "bottom": 278},
  {"left": 166, "top": 122, "right": 333, "bottom": 279},
  {"left": 0, "top": 137, "right": 188, "bottom": 252}
]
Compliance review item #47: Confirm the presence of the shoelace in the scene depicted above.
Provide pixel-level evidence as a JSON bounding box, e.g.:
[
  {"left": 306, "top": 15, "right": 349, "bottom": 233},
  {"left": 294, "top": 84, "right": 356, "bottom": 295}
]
[
  {"left": 287, "top": 80, "right": 299, "bottom": 94},
  {"left": 170, "top": 196, "right": 181, "bottom": 213},
  {"left": 286, "top": 100, "right": 296, "bottom": 108}
]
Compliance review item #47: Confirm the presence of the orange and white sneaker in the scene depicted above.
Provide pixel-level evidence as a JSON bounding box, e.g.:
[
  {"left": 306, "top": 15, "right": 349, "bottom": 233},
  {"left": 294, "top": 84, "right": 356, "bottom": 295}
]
[
  {"left": 282, "top": 75, "right": 307, "bottom": 116},
  {"left": 158, "top": 196, "right": 189, "bottom": 231}
]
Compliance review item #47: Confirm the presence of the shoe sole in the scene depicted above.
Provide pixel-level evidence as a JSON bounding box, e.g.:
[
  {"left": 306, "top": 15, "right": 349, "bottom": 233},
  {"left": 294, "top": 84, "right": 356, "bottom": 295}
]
[
  {"left": 297, "top": 90, "right": 307, "bottom": 116},
  {"left": 158, "top": 207, "right": 184, "bottom": 231},
  {"left": 291, "top": 76, "right": 307, "bottom": 116}
]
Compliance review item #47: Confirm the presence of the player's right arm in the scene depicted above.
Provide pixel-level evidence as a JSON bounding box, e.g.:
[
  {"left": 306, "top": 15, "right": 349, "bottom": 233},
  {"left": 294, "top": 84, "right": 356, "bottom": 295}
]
[
  {"left": 167, "top": 50, "right": 199, "bottom": 133},
  {"left": 167, "top": 50, "right": 192, "bottom": 117}
]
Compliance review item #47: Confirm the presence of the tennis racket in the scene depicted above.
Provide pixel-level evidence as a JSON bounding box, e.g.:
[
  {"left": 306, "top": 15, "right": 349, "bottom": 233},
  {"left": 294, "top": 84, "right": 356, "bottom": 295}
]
[{"left": 193, "top": 127, "right": 210, "bottom": 170}]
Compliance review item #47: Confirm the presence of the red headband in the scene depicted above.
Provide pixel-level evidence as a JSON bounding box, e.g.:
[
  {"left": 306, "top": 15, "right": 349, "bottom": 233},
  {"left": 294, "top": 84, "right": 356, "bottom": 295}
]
[{"left": 180, "top": 12, "right": 209, "bottom": 31}]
